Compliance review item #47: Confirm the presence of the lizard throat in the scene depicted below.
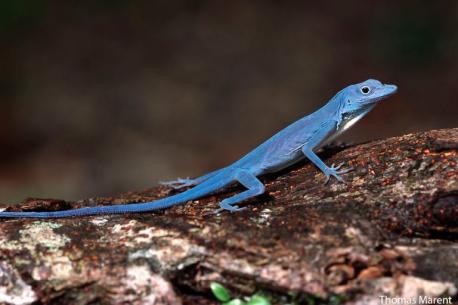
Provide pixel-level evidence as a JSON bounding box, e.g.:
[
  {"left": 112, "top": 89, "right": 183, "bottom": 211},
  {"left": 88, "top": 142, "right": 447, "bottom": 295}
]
[{"left": 337, "top": 103, "right": 376, "bottom": 134}]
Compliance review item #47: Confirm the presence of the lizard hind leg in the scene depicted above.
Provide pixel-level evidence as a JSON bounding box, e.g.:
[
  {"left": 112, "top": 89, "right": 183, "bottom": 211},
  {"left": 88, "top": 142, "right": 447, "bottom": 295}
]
[
  {"left": 159, "top": 177, "right": 197, "bottom": 189},
  {"left": 214, "top": 170, "right": 265, "bottom": 213},
  {"left": 160, "top": 168, "right": 224, "bottom": 190}
]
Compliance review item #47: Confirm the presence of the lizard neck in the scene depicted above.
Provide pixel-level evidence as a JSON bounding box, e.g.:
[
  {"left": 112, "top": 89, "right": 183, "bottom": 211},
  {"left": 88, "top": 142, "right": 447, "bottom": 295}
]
[
  {"left": 337, "top": 103, "right": 376, "bottom": 134},
  {"left": 316, "top": 93, "right": 345, "bottom": 127},
  {"left": 321, "top": 91, "right": 377, "bottom": 135},
  {"left": 310, "top": 92, "right": 374, "bottom": 149}
]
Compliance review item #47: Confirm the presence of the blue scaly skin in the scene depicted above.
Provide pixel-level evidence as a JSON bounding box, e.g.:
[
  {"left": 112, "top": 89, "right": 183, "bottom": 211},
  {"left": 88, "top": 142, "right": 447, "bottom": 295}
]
[{"left": 0, "top": 79, "right": 397, "bottom": 218}]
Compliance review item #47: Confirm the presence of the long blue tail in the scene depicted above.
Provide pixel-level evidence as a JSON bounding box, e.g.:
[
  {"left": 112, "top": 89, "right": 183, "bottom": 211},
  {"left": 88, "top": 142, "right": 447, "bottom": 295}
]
[{"left": 0, "top": 174, "right": 232, "bottom": 218}]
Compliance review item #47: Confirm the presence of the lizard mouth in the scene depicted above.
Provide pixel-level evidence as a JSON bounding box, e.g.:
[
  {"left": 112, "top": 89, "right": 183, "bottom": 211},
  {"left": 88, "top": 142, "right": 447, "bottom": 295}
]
[
  {"left": 363, "top": 84, "right": 398, "bottom": 104},
  {"left": 383, "top": 84, "right": 398, "bottom": 95}
]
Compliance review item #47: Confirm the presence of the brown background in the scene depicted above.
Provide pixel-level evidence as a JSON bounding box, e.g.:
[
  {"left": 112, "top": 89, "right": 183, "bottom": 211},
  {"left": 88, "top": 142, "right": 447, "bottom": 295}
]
[{"left": 0, "top": 1, "right": 457, "bottom": 203}]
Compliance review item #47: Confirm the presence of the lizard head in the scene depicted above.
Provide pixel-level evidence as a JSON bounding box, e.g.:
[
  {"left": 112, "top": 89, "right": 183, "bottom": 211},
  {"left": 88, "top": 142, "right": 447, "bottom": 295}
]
[
  {"left": 334, "top": 79, "right": 397, "bottom": 133},
  {"left": 341, "top": 79, "right": 397, "bottom": 113}
]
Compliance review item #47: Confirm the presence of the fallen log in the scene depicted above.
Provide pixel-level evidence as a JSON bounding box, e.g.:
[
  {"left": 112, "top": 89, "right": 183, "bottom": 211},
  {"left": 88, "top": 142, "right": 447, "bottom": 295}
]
[{"left": 0, "top": 128, "right": 457, "bottom": 305}]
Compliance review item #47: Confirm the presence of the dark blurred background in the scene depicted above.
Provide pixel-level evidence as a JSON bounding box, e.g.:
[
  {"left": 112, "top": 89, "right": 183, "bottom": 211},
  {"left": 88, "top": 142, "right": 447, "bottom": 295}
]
[{"left": 0, "top": 1, "right": 457, "bottom": 203}]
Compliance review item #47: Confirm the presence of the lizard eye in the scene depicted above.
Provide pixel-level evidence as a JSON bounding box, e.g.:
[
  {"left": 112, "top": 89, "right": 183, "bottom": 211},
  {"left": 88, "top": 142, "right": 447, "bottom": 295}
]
[{"left": 360, "top": 86, "right": 371, "bottom": 94}]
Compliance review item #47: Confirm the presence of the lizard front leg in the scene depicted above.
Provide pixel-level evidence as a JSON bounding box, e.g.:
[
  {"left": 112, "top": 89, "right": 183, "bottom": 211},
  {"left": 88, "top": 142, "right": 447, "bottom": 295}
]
[{"left": 301, "top": 147, "right": 353, "bottom": 183}]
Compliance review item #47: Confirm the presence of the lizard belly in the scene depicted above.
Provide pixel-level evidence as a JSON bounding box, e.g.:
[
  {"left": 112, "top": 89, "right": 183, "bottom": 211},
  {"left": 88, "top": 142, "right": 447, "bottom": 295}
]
[{"left": 259, "top": 146, "right": 305, "bottom": 174}]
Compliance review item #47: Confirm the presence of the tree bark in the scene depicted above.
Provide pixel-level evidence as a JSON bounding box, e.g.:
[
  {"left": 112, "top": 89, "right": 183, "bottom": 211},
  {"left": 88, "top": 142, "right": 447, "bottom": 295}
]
[{"left": 0, "top": 128, "right": 457, "bottom": 305}]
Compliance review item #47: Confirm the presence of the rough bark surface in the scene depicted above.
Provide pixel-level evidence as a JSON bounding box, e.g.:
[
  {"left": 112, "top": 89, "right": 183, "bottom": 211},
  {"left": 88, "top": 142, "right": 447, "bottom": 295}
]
[{"left": 0, "top": 128, "right": 457, "bottom": 305}]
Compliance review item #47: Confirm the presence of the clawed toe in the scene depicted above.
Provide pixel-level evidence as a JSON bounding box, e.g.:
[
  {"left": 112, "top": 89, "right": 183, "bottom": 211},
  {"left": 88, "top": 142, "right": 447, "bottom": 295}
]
[
  {"left": 212, "top": 208, "right": 224, "bottom": 215},
  {"left": 337, "top": 166, "right": 353, "bottom": 175},
  {"left": 323, "top": 164, "right": 353, "bottom": 184},
  {"left": 331, "top": 162, "right": 345, "bottom": 171},
  {"left": 214, "top": 202, "right": 247, "bottom": 213},
  {"left": 230, "top": 205, "right": 246, "bottom": 212},
  {"left": 159, "top": 177, "right": 195, "bottom": 189}
]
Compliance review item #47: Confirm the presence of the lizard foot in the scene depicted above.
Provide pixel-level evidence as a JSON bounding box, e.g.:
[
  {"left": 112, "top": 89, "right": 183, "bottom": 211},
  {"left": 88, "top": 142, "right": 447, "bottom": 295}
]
[
  {"left": 159, "top": 177, "right": 196, "bottom": 189},
  {"left": 323, "top": 163, "right": 353, "bottom": 184},
  {"left": 213, "top": 201, "right": 247, "bottom": 214}
]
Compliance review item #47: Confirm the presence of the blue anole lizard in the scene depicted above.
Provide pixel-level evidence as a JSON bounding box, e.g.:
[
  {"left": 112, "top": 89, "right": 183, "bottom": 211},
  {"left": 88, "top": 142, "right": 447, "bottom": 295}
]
[{"left": 0, "top": 79, "right": 397, "bottom": 218}]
